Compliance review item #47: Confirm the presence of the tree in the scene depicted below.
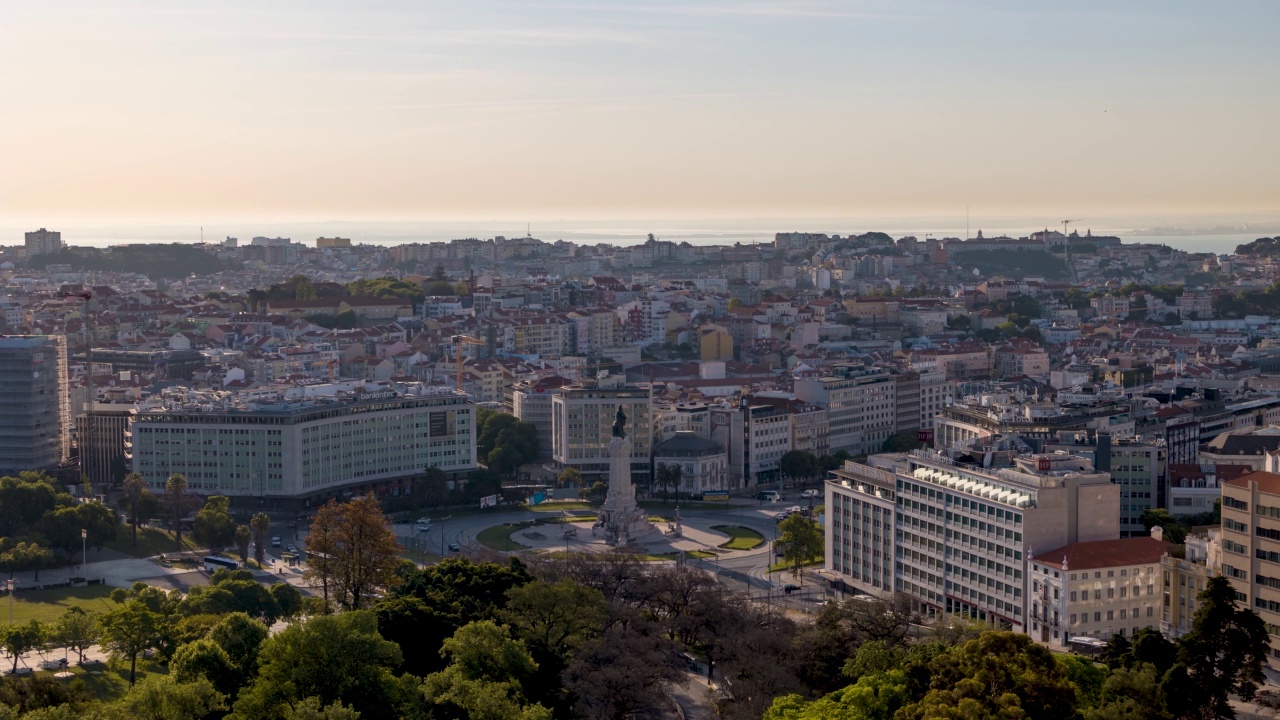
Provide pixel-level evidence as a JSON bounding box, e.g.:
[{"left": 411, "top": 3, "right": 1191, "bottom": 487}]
[
  {"left": 53, "top": 606, "right": 99, "bottom": 664},
  {"left": 422, "top": 621, "right": 552, "bottom": 720},
  {"left": 432, "top": 263, "right": 448, "bottom": 281},
  {"left": 231, "top": 611, "right": 405, "bottom": 720},
  {"left": 881, "top": 431, "right": 924, "bottom": 453},
  {"left": 500, "top": 580, "right": 607, "bottom": 708},
  {"left": 897, "top": 632, "right": 1078, "bottom": 720},
  {"left": 777, "top": 514, "right": 823, "bottom": 582},
  {"left": 0, "top": 620, "right": 45, "bottom": 674},
  {"left": 780, "top": 451, "right": 820, "bottom": 485},
  {"left": 556, "top": 468, "right": 583, "bottom": 489},
  {"left": 101, "top": 599, "right": 166, "bottom": 685},
  {"left": 1138, "top": 508, "right": 1188, "bottom": 545},
  {"left": 42, "top": 501, "right": 117, "bottom": 558},
  {"left": 249, "top": 513, "right": 270, "bottom": 566},
  {"left": 766, "top": 670, "right": 910, "bottom": 720},
  {"left": 292, "top": 275, "right": 316, "bottom": 301},
  {"left": 165, "top": 474, "right": 189, "bottom": 550},
  {"left": 1166, "top": 575, "right": 1270, "bottom": 719},
  {"left": 562, "top": 618, "right": 682, "bottom": 720},
  {"left": 0, "top": 541, "right": 54, "bottom": 581},
  {"left": 728, "top": 298, "right": 744, "bottom": 309},
  {"left": 120, "top": 473, "right": 158, "bottom": 547},
  {"left": 304, "top": 495, "right": 402, "bottom": 611},
  {"left": 283, "top": 697, "right": 362, "bottom": 720},
  {"left": 113, "top": 675, "right": 226, "bottom": 720},
  {"left": 234, "top": 525, "right": 252, "bottom": 563},
  {"left": 193, "top": 495, "right": 236, "bottom": 549},
  {"left": 654, "top": 463, "right": 681, "bottom": 503}
]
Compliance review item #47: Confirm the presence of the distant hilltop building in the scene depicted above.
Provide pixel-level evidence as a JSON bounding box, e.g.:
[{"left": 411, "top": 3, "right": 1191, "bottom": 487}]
[
  {"left": 24, "top": 228, "right": 63, "bottom": 256},
  {"left": 316, "top": 237, "right": 352, "bottom": 248},
  {"left": 250, "top": 236, "right": 291, "bottom": 247}
]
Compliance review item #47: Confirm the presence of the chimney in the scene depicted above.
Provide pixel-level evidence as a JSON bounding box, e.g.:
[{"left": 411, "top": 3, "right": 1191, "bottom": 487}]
[{"left": 1151, "top": 525, "right": 1164, "bottom": 542}]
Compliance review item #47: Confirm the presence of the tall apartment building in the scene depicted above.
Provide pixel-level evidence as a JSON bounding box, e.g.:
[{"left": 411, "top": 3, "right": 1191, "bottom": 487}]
[
  {"left": 0, "top": 336, "right": 71, "bottom": 475},
  {"left": 825, "top": 449, "right": 1120, "bottom": 630},
  {"left": 24, "top": 228, "right": 63, "bottom": 257},
  {"left": 315, "top": 237, "right": 352, "bottom": 248},
  {"left": 511, "top": 377, "right": 569, "bottom": 460},
  {"left": 550, "top": 376, "right": 651, "bottom": 480},
  {"left": 795, "top": 365, "right": 896, "bottom": 455},
  {"left": 710, "top": 400, "right": 790, "bottom": 489},
  {"left": 1221, "top": 471, "right": 1280, "bottom": 669},
  {"left": 77, "top": 402, "right": 136, "bottom": 487},
  {"left": 1045, "top": 432, "right": 1167, "bottom": 536},
  {"left": 132, "top": 385, "right": 476, "bottom": 503}
]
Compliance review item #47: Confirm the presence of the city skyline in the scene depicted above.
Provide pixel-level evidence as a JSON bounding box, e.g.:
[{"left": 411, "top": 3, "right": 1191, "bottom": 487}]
[{"left": 4, "top": 1, "right": 1278, "bottom": 222}]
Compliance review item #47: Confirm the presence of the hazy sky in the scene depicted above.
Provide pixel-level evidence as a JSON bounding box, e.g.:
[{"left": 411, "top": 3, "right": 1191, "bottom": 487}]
[{"left": 3, "top": 0, "right": 1278, "bottom": 224}]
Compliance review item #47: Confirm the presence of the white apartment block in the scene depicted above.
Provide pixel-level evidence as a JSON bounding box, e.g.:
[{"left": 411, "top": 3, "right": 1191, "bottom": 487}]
[
  {"left": 131, "top": 386, "right": 477, "bottom": 502},
  {"left": 826, "top": 450, "right": 1120, "bottom": 630},
  {"left": 24, "top": 228, "right": 63, "bottom": 257},
  {"left": 795, "top": 366, "right": 896, "bottom": 455},
  {"left": 551, "top": 379, "right": 652, "bottom": 480}
]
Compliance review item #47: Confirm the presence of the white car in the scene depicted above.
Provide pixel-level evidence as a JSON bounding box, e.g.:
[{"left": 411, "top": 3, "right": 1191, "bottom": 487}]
[{"left": 800, "top": 489, "right": 821, "bottom": 499}]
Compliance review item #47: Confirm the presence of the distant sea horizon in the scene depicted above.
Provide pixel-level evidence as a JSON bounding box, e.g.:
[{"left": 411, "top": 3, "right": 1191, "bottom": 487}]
[{"left": 4, "top": 217, "right": 1277, "bottom": 257}]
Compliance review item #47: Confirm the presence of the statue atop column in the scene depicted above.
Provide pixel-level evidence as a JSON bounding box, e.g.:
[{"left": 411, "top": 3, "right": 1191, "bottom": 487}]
[{"left": 595, "top": 404, "right": 653, "bottom": 546}]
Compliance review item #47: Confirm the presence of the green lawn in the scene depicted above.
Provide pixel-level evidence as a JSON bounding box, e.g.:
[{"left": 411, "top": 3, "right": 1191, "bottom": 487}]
[
  {"left": 529, "top": 502, "right": 595, "bottom": 512},
  {"left": 5, "top": 585, "right": 120, "bottom": 624},
  {"left": 104, "top": 526, "right": 200, "bottom": 558},
  {"left": 645, "top": 550, "right": 716, "bottom": 561},
  {"left": 769, "top": 557, "right": 823, "bottom": 573},
  {"left": 47, "top": 661, "right": 169, "bottom": 700},
  {"left": 476, "top": 523, "right": 532, "bottom": 551},
  {"left": 711, "top": 525, "right": 765, "bottom": 550}
]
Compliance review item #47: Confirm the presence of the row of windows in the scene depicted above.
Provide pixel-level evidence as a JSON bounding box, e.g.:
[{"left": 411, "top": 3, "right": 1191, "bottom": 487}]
[{"left": 1071, "top": 608, "right": 1153, "bottom": 624}]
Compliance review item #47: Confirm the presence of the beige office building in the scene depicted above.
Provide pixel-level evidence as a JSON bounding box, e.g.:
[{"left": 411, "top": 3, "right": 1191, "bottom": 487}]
[{"left": 1221, "top": 471, "right": 1280, "bottom": 668}]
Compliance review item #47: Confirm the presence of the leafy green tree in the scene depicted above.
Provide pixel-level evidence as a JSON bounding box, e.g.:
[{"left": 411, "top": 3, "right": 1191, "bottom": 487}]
[
  {"left": 270, "top": 583, "right": 304, "bottom": 620},
  {"left": 292, "top": 276, "right": 316, "bottom": 301},
  {"left": 777, "top": 514, "right": 823, "bottom": 582},
  {"left": 54, "top": 606, "right": 100, "bottom": 664},
  {"left": 476, "top": 409, "right": 540, "bottom": 475},
  {"left": 0, "top": 541, "right": 54, "bottom": 581},
  {"left": 231, "top": 611, "right": 405, "bottom": 720},
  {"left": 500, "top": 579, "right": 607, "bottom": 707},
  {"left": 765, "top": 669, "right": 910, "bottom": 720},
  {"left": 282, "top": 697, "right": 362, "bottom": 720},
  {"left": 1165, "top": 576, "right": 1270, "bottom": 719},
  {"left": 556, "top": 468, "right": 583, "bottom": 489},
  {"left": 780, "top": 450, "right": 820, "bottom": 484},
  {"left": 881, "top": 431, "right": 924, "bottom": 453},
  {"left": 171, "top": 638, "right": 239, "bottom": 697},
  {"left": 898, "top": 632, "right": 1078, "bottom": 720},
  {"left": 421, "top": 620, "right": 551, "bottom": 720},
  {"left": 101, "top": 600, "right": 166, "bottom": 685},
  {"left": 654, "top": 463, "right": 681, "bottom": 503},
  {"left": 193, "top": 496, "right": 236, "bottom": 549},
  {"left": 562, "top": 617, "right": 683, "bottom": 720},
  {"left": 113, "top": 675, "right": 226, "bottom": 720},
  {"left": 42, "top": 501, "right": 117, "bottom": 557},
  {"left": 1138, "top": 508, "right": 1187, "bottom": 545},
  {"left": 0, "top": 620, "right": 45, "bottom": 674},
  {"left": 249, "top": 513, "right": 271, "bottom": 566}
]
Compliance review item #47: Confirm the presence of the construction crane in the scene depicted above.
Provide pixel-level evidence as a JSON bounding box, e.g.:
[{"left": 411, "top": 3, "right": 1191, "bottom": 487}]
[
  {"left": 1060, "top": 219, "right": 1082, "bottom": 283},
  {"left": 451, "top": 335, "right": 484, "bottom": 393},
  {"left": 1061, "top": 219, "right": 1080, "bottom": 237}
]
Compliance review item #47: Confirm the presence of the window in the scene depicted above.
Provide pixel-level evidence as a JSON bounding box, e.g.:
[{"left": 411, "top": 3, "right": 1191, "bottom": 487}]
[{"left": 1224, "top": 496, "right": 1249, "bottom": 511}]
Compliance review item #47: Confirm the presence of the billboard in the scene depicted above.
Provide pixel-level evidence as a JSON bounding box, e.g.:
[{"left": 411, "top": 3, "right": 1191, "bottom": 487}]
[
  {"left": 479, "top": 494, "right": 499, "bottom": 509},
  {"left": 702, "top": 491, "right": 730, "bottom": 502}
]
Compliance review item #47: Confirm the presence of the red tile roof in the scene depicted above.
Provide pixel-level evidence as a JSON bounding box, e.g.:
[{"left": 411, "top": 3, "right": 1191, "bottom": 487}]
[{"left": 1033, "top": 536, "right": 1171, "bottom": 571}]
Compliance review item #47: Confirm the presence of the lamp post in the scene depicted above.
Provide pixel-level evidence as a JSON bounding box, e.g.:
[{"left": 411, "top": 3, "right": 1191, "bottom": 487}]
[
  {"left": 439, "top": 517, "right": 452, "bottom": 556},
  {"left": 6, "top": 579, "right": 12, "bottom": 624},
  {"left": 81, "top": 528, "right": 87, "bottom": 580}
]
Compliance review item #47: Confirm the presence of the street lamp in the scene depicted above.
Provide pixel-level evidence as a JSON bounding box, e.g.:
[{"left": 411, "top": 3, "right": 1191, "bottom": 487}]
[
  {"left": 439, "top": 517, "right": 452, "bottom": 556},
  {"left": 80, "top": 528, "right": 87, "bottom": 579},
  {"left": 6, "top": 579, "right": 12, "bottom": 624}
]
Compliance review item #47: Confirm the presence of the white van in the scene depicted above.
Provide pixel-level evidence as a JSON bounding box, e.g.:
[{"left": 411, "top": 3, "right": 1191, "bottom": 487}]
[{"left": 758, "top": 490, "right": 781, "bottom": 502}]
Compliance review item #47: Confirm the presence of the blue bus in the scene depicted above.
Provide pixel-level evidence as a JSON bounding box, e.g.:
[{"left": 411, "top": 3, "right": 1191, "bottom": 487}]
[{"left": 203, "top": 556, "right": 240, "bottom": 573}]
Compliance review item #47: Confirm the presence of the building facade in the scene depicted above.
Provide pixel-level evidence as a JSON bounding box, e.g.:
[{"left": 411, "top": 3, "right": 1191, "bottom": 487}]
[
  {"left": 652, "top": 432, "right": 728, "bottom": 497},
  {"left": 550, "top": 379, "right": 652, "bottom": 480},
  {"left": 132, "top": 386, "right": 476, "bottom": 502},
  {"left": 1221, "top": 471, "right": 1280, "bottom": 669},
  {"left": 825, "top": 449, "right": 1120, "bottom": 631},
  {"left": 0, "top": 336, "right": 70, "bottom": 475},
  {"left": 24, "top": 228, "right": 63, "bottom": 256},
  {"left": 77, "top": 402, "right": 136, "bottom": 487}
]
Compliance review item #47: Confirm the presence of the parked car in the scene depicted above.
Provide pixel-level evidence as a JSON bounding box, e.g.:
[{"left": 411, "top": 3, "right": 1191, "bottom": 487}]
[
  {"left": 800, "top": 489, "right": 821, "bottom": 499},
  {"left": 756, "top": 490, "right": 781, "bottom": 502},
  {"left": 786, "top": 505, "right": 803, "bottom": 515},
  {"left": 773, "top": 511, "right": 788, "bottom": 521},
  {"left": 447, "top": 543, "right": 461, "bottom": 552}
]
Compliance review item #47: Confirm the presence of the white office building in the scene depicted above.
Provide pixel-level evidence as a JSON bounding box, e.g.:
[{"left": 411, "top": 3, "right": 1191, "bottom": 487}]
[
  {"left": 131, "top": 384, "right": 476, "bottom": 502},
  {"left": 825, "top": 449, "right": 1120, "bottom": 630}
]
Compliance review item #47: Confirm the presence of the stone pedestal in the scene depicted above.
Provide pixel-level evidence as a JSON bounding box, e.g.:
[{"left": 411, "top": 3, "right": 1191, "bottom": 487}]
[{"left": 597, "top": 435, "right": 653, "bottom": 546}]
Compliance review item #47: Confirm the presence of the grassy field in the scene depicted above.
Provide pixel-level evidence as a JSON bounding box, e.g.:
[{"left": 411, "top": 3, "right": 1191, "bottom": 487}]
[
  {"left": 6, "top": 585, "right": 120, "bottom": 625},
  {"left": 476, "top": 523, "right": 532, "bottom": 551},
  {"left": 47, "top": 661, "right": 169, "bottom": 700},
  {"left": 711, "top": 525, "right": 766, "bottom": 550},
  {"left": 645, "top": 550, "right": 716, "bottom": 561},
  {"left": 104, "top": 526, "right": 200, "bottom": 558}
]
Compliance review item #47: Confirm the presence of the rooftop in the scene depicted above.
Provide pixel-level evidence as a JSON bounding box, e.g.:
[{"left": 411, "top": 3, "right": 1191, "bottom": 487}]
[{"left": 1033, "top": 536, "right": 1172, "bottom": 571}]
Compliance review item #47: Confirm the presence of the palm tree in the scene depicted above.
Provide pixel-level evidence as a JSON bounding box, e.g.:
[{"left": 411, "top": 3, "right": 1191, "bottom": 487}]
[
  {"left": 655, "top": 463, "right": 682, "bottom": 505},
  {"left": 165, "top": 473, "right": 188, "bottom": 550},
  {"left": 250, "top": 512, "right": 271, "bottom": 566},
  {"left": 122, "top": 473, "right": 147, "bottom": 547}
]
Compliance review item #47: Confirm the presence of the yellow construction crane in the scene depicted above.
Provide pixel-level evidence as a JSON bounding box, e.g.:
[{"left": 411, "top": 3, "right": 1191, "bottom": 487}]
[{"left": 451, "top": 334, "right": 484, "bottom": 392}]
